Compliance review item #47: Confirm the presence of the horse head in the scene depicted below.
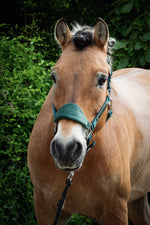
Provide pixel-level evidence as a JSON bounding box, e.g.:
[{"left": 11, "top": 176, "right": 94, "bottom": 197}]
[{"left": 50, "top": 18, "right": 115, "bottom": 172}]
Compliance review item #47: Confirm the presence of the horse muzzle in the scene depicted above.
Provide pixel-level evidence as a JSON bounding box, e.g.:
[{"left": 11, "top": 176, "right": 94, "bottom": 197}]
[
  {"left": 50, "top": 138, "right": 84, "bottom": 171},
  {"left": 50, "top": 121, "right": 87, "bottom": 171}
]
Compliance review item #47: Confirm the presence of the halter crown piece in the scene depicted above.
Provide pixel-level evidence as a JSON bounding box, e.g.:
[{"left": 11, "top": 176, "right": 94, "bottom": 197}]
[{"left": 52, "top": 67, "right": 113, "bottom": 150}]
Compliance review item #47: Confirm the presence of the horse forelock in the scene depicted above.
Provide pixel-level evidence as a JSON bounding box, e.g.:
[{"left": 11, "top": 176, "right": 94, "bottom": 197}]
[
  {"left": 71, "top": 23, "right": 115, "bottom": 65},
  {"left": 71, "top": 24, "right": 94, "bottom": 50}
]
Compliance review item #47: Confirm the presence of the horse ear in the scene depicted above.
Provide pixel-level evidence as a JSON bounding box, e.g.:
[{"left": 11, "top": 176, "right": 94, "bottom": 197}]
[
  {"left": 55, "top": 18, "right": 72, "bottom": 47},
  {"left": 94, "top": 17, "right": 109, "bottom": 48}
]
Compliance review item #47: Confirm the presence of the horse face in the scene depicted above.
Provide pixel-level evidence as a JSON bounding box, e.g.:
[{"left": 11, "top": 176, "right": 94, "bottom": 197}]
[{"left": 50, "top": 18, "right": 111, "bottom": 171}]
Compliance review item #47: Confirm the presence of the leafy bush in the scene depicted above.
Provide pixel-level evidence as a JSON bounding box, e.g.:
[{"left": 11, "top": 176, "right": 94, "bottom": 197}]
[
  {"left": 108, "top": 0, "right": 150, "bottom": 70},
  {"left": 0, "top": 35, "right": 54, "bottom": 224}
]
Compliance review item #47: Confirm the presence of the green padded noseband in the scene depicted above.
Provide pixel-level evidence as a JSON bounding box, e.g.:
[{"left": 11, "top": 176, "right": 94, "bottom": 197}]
[
  {"left": 53, "top": 103, "right": 90, "bottom": 130},
  {"left": 52, "top": 68, "right": 113, "bottom": 149}
]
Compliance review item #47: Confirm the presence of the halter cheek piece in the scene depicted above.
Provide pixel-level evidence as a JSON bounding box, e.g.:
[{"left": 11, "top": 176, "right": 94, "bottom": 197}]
[{"left": 52, "top": 68, "right": 113, "bottom": 150}]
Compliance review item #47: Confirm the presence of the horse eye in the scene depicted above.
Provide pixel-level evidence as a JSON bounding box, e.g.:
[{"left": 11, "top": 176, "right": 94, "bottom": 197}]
[
  {"left": 50, "top": 71, "right": 57, "bottom": 84},
  {"left": 97, "top": 74, "right": 107, "bottom": 87}
]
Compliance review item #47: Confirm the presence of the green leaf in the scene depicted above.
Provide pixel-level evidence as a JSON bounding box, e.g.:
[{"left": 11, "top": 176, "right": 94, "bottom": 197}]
[
  {"left": 125, "top": 25, "right": 132, "bottom": 36},
  {"left": 142, "top": 32, "right": 150, "bottom": 42},
  {"left": 120, "top": 2, "right": 133, "bottom": 14},
  {"left": 114, "top": 41, "right": 127, "bottom": 50},
  {"left": 146, "top": 49, "right": 150, "bottom": 63},
  {"left": 147, "top": 18, "right": 150, "bottom": 27},
  {"left": 134, "top": 42, "right": 143, "bottom": 50},
  {"left": 139, "top": 56, "right": 146, "bottom": 66},
  {"left": 116, "top": 59, "right": 129, "bottom": 70}
]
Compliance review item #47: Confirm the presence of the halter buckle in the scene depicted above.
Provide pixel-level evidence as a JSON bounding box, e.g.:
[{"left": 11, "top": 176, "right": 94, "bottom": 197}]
[
  {"left": 108, "top": 96, "right": 112, "bottom": 111},
  {"left": 68, "top": 171, "right": 74, "bottom": 181}
]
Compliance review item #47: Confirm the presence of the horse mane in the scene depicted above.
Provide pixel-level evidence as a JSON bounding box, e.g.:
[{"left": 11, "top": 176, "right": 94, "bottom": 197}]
[{"left": 71, "top": 23, "right": 116, "bottom": 65}]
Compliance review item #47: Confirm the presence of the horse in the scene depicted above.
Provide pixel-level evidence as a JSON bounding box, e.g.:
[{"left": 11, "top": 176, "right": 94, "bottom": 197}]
[{"left": 27, "top": 18, "right": 150, "bottom": 225}]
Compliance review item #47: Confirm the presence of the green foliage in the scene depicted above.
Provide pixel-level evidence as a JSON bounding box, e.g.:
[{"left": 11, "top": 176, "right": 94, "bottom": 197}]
[
  {"left": 64, "top": 214, "right": 99, "bottom": 225},
  {"left": 0, "top": 35, "right": 54, "bottom": 224},
  {"left": 108, "top": 0, "right": 150, "bottom": 70}
]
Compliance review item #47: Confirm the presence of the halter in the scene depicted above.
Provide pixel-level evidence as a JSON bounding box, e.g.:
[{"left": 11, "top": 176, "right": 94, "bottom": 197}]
[{"left": 52, "top": 68, "right": 113, "bottom": 149}]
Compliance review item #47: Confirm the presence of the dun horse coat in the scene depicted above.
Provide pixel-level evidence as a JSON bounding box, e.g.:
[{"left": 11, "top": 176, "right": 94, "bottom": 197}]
[{"left": 28, "top": 18, "right": 150, "bottom": 225}]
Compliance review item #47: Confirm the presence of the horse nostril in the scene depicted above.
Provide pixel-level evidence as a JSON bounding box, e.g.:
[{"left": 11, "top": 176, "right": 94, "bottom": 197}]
[
  {"left": 72, "top": 142, "right": 83, "bottom": 160},
  {"left": 51, "top": 140, "right": 64, "bottom": 159}
]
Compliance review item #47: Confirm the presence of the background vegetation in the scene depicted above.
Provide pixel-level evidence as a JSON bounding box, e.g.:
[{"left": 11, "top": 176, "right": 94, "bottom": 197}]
[{"left": 0, "top": 0, "right": 149, "bottom": 224}]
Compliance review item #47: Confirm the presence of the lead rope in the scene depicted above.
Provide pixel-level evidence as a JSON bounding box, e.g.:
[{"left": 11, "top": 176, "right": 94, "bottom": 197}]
[{"left": 52, "top": 172, "right": 74, "bottom": 225}]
